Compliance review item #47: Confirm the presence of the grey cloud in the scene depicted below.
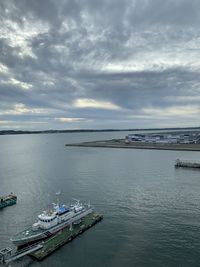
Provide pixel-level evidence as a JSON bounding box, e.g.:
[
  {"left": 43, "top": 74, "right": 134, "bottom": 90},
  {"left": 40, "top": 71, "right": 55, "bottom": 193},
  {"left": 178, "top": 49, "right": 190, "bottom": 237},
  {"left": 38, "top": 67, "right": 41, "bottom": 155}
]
[
  {"left": 0, "top": 0, "right": 200, "bottom": 129},
  {"left": 77, "top": 68, "right": 200, "bottom": 106},
  {"left": 126, "top": 0, "right": 200, "bottom": 27}
]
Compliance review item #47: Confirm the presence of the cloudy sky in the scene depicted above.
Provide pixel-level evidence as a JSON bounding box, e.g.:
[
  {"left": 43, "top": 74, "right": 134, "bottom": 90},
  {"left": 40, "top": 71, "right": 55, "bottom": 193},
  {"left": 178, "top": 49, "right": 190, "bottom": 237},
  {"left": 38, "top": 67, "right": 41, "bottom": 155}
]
[{"left": 1, "top": 0, "right": 200, "bottom": 130}]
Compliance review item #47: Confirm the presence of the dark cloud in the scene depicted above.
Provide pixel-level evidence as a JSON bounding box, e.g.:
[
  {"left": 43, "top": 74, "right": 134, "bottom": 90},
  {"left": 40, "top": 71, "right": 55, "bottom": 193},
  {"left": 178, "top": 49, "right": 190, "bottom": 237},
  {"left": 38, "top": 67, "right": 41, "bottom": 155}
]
[{"left": 0, "top": 0, "right": 200, "bottom": 129}]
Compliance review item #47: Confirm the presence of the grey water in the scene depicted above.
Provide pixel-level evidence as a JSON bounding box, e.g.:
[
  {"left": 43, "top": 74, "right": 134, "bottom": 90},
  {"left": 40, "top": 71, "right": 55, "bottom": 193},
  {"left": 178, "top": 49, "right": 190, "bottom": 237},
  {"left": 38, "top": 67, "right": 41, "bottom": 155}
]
[{"left": 1, "top": 132, "right": 200, "bottom": 267}]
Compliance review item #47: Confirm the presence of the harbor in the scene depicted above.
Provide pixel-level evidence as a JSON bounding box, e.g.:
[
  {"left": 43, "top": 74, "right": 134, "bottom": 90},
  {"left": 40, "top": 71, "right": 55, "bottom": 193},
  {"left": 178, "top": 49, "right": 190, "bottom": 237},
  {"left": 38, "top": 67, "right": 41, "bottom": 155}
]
[
  {"left": 1, "top": 133, "right": 200, "bottom": 266},
  {"left": 65, "top": 139, "right": 200, "bottom": 151},
  {"left": 0, "top": 213, "right": 103, "bottom": 264}
]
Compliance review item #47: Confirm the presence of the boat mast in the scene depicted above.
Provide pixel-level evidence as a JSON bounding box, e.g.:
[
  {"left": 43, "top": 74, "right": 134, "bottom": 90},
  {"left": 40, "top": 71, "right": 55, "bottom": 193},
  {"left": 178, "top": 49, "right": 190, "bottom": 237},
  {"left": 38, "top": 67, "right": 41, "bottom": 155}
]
[{"left": 56, "top": 191, "right": 61, "bottom": 208}]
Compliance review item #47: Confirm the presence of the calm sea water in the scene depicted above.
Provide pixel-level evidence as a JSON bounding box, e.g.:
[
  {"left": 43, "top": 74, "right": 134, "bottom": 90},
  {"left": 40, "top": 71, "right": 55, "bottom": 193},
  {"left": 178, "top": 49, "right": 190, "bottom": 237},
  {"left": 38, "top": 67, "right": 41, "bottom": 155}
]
[{"left": 1, "top": 132, "right": 200, "bottom": 267}]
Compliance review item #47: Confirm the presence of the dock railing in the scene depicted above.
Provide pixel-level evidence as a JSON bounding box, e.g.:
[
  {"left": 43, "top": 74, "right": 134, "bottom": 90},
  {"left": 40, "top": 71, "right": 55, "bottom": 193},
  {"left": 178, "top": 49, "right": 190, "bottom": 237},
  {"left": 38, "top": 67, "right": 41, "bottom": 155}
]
[{"left": 0, "top": 241, "right": 44, "bottom": 264}]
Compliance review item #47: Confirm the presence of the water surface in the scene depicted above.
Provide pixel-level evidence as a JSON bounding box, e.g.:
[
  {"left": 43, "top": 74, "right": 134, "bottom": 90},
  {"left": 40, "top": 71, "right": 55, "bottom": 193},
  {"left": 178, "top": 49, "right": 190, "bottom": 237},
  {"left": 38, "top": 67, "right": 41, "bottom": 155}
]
[{"left": 0, "top": 132, "right": 200, "bottom": 266}]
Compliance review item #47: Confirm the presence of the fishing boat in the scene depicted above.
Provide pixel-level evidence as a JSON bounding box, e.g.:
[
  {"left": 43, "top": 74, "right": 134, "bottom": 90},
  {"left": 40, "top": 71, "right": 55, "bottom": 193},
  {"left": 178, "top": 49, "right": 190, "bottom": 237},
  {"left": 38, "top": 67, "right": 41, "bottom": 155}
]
[{"left": 0, "top": 193, "right": 17, "bottom": 209}]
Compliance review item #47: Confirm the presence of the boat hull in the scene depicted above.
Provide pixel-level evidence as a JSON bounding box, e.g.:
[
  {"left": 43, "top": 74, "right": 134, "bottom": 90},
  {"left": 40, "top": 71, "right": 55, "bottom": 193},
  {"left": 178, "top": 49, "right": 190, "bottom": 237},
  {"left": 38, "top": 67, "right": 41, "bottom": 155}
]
[
  {"left": 0, "top": 195, "right": 17, "bottom": 209},
  {"left": 12, "top": 207, "right": 93, "bottom": 248}
]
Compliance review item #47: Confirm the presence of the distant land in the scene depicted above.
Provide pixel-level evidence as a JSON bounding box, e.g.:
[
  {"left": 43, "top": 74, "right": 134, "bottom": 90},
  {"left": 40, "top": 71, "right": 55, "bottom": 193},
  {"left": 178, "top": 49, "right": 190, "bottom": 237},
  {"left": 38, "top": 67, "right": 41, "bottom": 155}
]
[{"left": 0, "top": 127, "right": 200, "bottom": 135}]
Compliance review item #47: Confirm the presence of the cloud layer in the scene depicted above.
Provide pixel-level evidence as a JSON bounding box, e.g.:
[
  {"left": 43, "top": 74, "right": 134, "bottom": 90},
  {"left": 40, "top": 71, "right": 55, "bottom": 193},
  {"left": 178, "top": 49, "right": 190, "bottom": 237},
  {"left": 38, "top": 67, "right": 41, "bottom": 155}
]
[{"left": 1, "top": 0, "right": 200, "bottom": 129}]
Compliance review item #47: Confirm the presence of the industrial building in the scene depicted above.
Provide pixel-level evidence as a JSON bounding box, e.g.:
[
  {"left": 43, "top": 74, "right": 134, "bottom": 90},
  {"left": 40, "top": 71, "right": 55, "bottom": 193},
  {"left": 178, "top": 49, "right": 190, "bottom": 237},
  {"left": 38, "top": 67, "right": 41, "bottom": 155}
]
[{"left": 125, "top": 132, "right": 200, "bottom": 144}]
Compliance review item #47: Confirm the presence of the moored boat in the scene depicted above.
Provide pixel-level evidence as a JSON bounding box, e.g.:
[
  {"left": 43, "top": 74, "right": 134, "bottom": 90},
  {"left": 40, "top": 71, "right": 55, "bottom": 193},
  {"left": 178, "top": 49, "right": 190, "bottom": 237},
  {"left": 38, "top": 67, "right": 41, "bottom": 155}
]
[
  {"left": 11, "top": 194, "right": 93, "bottom": 248},
  {"left": 0, "top": 193, "right": 17, "bottom": 209}
]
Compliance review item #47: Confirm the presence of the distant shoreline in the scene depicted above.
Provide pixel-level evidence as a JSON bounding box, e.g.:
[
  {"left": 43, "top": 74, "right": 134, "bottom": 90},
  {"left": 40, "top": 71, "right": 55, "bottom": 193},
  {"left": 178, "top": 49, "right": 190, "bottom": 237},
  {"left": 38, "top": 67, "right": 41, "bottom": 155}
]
[
  {"left": 0, "top": 127, "right": 200, "bottom": 136},
  {"left": 65, "top": 139, "right": 200, "bottom": 151}
]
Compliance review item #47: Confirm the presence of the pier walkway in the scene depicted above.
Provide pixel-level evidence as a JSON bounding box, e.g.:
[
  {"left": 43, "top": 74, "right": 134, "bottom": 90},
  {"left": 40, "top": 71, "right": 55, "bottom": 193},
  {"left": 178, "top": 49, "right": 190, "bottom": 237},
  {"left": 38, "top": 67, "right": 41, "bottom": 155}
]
[{"left": 0, "top": 242, "right": 43, "bottom": 265}]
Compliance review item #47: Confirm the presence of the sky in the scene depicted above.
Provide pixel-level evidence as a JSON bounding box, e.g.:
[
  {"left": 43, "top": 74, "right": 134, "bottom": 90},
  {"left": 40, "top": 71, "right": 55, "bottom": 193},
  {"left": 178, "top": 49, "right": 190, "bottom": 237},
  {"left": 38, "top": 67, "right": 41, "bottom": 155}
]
[{"left": 0, "top": 0, "right": 200, "bottom": 130}]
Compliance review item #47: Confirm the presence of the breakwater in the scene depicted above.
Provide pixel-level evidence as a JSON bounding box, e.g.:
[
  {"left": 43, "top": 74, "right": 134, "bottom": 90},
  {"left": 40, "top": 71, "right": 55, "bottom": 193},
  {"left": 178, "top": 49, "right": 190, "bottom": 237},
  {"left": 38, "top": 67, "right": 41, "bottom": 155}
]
[
  {"left": 175, "top": 159, "right": 200, "bottom": 168},
  {"left": 66, "top": 139, "right": 200, "bottom": 151}
]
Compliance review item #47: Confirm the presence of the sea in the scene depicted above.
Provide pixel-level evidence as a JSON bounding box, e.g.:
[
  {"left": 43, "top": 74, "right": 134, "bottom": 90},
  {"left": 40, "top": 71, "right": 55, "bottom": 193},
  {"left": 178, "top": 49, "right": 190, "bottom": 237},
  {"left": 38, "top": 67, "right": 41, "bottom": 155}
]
[{"left": 1, "top": 131, "right": 200, "bottom": 267}]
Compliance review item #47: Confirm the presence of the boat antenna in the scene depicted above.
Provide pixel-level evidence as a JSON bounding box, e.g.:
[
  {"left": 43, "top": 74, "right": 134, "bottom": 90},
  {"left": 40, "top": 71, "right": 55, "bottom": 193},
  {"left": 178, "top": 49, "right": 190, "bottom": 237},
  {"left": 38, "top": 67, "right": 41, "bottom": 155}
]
[
  {"left": 56, "top": 191, "right": 61, "bottom": 207},
  {"left": 72, "top": 198, "right": 80, "bottom": 205}
]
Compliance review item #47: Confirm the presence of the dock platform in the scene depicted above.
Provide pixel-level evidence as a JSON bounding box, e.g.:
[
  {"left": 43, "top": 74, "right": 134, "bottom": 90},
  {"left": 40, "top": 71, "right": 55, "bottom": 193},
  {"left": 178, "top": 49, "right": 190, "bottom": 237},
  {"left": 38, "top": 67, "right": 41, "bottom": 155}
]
[
  {"left": 0, "top": 243, "right": 43, "bottom": 265},
  {"left": 0, "top": 213, "right": 103, "bottom": 264},
  {"left": 175, "top": 159, "right": 200, "bottom": 168},
  {"left": 30, "top": 213, "right": 103, "bottom": 260}
]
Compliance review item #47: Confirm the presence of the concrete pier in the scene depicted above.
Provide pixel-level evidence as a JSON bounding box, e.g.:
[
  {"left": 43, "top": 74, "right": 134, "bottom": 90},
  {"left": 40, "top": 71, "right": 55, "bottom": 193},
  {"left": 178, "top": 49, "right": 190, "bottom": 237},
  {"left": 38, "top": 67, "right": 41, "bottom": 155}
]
[
  {"left": 65, "top": 139, "right": 200, "bottom": 151},
  {"left": 175, "top": 159, "right": 200, "bottom": 168},
  {"left": 0, "top": 243, "right": 43, "bottom": 265}
]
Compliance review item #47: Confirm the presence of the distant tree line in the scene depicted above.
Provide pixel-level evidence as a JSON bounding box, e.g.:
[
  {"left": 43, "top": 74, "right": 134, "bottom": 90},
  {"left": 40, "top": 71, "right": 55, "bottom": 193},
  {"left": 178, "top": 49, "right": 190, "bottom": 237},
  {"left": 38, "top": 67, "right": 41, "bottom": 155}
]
[{"left": 0, "top": 127, "right": 200, "bottom": 136}]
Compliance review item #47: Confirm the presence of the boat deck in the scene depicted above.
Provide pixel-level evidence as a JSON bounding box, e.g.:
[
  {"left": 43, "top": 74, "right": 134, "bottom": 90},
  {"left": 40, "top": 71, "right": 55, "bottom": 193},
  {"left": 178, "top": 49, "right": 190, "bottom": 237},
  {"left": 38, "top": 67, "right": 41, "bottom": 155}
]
[{"left": 11, "top": 226, "right": 44, "bottom": 242}]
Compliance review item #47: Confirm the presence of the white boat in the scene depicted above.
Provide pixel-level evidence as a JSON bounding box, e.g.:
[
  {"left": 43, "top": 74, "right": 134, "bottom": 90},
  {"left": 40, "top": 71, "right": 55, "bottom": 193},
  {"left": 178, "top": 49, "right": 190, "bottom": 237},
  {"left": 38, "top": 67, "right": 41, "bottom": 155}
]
[{"left": 11, "top": 194, "right": 93, "bottom": 248}]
